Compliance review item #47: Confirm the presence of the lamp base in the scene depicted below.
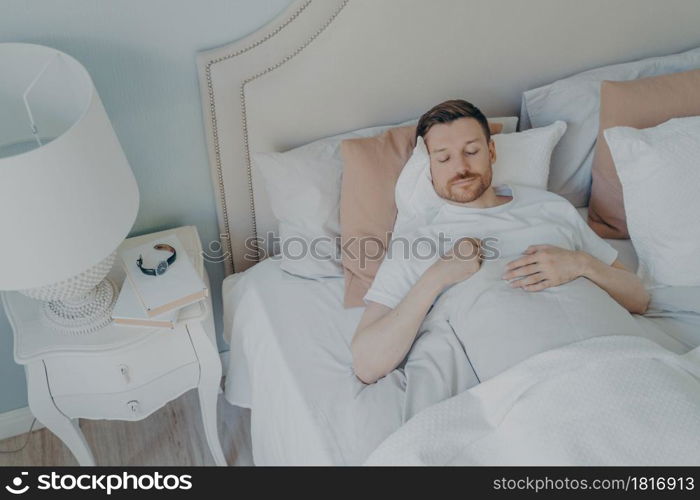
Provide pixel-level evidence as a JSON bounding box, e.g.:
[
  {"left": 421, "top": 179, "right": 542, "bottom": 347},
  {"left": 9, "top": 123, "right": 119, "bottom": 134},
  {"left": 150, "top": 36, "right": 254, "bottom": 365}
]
[{"left": 40, "top": 277, "right": 118, "bottom": 335}]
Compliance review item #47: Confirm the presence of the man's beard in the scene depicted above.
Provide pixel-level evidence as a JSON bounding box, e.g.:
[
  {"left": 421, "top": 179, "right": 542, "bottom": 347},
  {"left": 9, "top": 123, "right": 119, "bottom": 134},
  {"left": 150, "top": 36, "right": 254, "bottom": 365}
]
[{"left": 435, "top": 168, "right": 493, "bottom": 203}]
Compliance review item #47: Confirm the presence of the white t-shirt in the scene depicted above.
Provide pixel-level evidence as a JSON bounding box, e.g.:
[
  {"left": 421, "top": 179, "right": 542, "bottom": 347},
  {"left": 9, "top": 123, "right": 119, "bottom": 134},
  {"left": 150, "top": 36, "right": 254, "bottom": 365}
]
[{"left": 364, "top": 185, "right": 618, "bottom": 309}]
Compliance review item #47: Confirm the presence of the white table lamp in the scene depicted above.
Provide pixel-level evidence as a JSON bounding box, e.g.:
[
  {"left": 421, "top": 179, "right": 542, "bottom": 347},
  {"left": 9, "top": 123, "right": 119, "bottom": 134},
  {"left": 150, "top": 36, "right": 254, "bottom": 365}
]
[{"left": 0, "top": 43, "right": 140, "bottom": 334}]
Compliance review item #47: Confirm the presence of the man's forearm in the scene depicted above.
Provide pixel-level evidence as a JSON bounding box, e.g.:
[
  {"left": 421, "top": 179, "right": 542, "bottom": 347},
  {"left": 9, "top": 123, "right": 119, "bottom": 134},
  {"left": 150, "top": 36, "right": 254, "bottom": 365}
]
[
  {"left": 579, "top": 253, "right": 650, "bottom": 314},
  {"left": 351, "top": 272, "right": 445, "bottom": 384}
]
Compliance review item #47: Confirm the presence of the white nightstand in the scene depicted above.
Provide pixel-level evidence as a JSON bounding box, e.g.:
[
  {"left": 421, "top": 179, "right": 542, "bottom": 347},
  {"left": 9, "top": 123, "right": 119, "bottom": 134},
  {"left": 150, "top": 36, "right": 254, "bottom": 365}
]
[{"left": 1, "top": 225, "right": 227, "bottom": 466}]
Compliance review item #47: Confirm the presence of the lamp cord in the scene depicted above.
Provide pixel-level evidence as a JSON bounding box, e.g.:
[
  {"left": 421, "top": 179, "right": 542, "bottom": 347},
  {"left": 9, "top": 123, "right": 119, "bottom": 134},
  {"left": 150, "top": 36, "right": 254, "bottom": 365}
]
[
  {"left": 22, "top": 52, "right": 61, "bottom": 148},
  {"left": 0, "top": 418, "right": 37, "bottom": 454}
]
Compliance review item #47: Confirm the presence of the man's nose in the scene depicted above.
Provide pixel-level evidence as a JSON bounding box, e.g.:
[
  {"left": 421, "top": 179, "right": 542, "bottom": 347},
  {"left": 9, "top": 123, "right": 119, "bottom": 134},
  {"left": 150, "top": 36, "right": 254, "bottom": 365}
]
[{"left": 457, "top": 155, "right": 471, "bottom": 173}]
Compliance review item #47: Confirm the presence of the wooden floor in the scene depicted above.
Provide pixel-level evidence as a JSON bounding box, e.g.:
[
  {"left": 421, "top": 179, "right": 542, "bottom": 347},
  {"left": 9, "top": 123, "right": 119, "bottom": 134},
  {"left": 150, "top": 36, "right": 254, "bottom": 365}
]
[{"left": 0, "top": 391, "right": 254, "bottom": 466}]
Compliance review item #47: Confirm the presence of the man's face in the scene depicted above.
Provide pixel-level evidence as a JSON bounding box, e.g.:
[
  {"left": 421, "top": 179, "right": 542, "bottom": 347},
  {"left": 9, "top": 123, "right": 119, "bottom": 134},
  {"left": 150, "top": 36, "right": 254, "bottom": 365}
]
[{"left": 424, "top": 117, "right": 496, "bottom": 204}]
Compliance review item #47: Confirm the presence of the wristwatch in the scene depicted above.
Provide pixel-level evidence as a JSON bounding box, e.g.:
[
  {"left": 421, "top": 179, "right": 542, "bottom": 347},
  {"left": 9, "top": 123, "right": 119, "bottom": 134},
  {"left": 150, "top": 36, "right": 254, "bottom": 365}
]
[{"left": 137, "top": 244, "right": 177, "bottom": 276}]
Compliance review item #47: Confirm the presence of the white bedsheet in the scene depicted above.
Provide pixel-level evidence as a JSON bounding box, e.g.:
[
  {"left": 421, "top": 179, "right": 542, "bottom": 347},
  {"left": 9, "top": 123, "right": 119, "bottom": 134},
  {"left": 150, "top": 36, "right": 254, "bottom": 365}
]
[
  {"left": 222, "top": 257, "right": 698, "bottom": 465},
  {"left": 222, "top": 258, "right": 476, "bottom": 464},
  {"left": 366, "top": 336, "right": 700, "bottom": 465}
]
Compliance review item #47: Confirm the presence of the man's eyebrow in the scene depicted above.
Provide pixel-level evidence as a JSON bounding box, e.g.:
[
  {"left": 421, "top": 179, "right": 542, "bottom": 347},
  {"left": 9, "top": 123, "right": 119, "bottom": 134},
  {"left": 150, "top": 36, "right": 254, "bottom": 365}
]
[{"left": 430, "top": 138, "right": 480, "bottom": 153}]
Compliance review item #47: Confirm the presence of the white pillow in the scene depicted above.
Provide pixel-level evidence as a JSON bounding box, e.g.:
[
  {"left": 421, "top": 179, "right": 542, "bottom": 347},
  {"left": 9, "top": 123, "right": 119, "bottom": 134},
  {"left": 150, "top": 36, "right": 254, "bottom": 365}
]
[
  {"left": 394, "top": 121, "right": 566, "bottom": 233},
  {"left": 521, "top": 45, "right": 700, "bottom": 207},
  {"left": 253, "top": 122, "right": 400, "bottom": 278},
  {"left": 253, "top": 116, "right": 518, "bottom": 278},
  {"left": 604, "top": 116, "right": 700, "bottom": 288},
  {"left": 492, "top": 120, "right": 566, "bottom": 188}
]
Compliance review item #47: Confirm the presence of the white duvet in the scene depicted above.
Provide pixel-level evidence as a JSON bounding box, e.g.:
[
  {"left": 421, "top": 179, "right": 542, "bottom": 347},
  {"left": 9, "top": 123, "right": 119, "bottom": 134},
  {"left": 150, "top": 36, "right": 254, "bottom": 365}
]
[
  {"left": 366, "top": 335, "right": 700, "bottom": 466},
  {"left": 223, "top": 259, "right": 698, "bottom": 465}
]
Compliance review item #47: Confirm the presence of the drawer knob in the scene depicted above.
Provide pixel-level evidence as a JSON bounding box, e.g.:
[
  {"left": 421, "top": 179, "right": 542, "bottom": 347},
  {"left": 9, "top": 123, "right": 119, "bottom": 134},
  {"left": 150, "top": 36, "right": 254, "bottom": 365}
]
[
  {"left": 119, "top": 364, "right": 130, "bottom": 384},
  {"left": 127, "top": 400, "right": 140, "bottom": 415}
]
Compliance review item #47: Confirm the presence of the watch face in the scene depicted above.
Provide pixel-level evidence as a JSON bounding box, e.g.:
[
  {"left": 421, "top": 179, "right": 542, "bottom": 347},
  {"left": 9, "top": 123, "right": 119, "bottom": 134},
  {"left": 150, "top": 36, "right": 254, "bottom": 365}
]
[{"left": 156, "top": 261, "right": 168, "bottom": 275}]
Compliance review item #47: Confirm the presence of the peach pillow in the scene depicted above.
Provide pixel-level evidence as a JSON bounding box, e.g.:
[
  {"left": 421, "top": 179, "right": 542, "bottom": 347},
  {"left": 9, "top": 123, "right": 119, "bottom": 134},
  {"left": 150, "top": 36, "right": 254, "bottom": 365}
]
[
  {"left": 588, "top": 69, "right": 700, "bottom": 239},
  {"left": 340, "top": 122, "right": 503, "bottom": 308}
]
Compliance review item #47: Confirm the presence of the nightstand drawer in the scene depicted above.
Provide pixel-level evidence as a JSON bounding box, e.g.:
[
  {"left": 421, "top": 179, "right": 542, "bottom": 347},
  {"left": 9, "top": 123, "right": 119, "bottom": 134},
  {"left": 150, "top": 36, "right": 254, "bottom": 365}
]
[
  {"left": 45, "top": 326, "right": 197, "bottom": 397},
  {"left": 53, "top": 363, "right": 200, "bottom": 420}
]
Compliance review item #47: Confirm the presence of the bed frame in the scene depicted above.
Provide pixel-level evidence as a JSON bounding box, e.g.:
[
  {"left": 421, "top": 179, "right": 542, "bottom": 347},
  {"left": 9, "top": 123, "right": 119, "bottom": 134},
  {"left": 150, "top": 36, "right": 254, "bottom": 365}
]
[{"left": 197, "top": 0, "right": 700, "bottom": 275}]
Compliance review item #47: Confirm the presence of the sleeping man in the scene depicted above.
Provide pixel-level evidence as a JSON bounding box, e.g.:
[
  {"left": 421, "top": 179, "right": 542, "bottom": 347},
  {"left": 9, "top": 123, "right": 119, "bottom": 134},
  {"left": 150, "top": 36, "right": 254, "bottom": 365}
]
[{"left": 351, "top": 99, "right": 650, "bottom": 385}]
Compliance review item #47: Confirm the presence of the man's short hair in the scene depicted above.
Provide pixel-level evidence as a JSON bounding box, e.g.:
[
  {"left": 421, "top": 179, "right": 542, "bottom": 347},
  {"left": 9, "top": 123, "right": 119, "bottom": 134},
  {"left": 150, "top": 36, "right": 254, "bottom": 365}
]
[{"left": 416, "top": 99, "right": 491, "bottom": 143}]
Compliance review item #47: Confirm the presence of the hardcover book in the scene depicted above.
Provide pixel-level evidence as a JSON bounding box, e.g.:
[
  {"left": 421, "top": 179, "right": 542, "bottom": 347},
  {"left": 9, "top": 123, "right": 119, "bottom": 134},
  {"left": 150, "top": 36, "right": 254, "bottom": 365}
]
[
  {"left": 118, "top": 234, "right": 208, "bottom": 318},
  {"left": 111, "top": 277, "right": 179, "bottom": 328}
]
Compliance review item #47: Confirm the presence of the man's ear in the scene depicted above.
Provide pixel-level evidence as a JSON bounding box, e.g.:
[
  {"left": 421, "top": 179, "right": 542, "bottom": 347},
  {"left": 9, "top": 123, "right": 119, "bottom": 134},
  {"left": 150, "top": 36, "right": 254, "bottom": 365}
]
[{"left": 488, "top": 138, "right": 497, "bottom": 164}]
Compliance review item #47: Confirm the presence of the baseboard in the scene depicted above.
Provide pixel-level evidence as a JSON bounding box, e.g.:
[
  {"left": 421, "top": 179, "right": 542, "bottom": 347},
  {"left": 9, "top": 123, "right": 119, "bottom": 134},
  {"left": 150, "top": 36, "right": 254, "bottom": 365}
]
[{"left": 0, "top": 406, "right": 45, "bottom": 441}]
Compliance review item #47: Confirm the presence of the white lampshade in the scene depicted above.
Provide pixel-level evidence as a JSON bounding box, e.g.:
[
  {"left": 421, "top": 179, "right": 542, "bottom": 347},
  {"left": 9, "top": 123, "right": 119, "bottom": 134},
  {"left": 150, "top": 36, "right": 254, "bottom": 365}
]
[{"left": 0, "top": 43, "right": 139, "bottom": 291}]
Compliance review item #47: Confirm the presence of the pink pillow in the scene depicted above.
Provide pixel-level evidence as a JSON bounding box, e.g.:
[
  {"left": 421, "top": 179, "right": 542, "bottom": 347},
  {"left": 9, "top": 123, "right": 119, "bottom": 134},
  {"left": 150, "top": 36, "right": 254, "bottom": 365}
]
[
  {"left": 340, "top": 122, "right": 503, "bottom": 308},
  {"left": 588, "top": 69, "right": 700, "bottom": 239}
]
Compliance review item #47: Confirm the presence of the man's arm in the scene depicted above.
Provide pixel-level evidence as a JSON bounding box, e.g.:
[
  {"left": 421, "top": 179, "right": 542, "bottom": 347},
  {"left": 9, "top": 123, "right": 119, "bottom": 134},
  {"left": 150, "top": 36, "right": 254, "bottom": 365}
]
[
  {"left": 581, "top": 256, "right": 650, "bottom": 314},
  {"left": 351, "top": 273, "right": 445, "bottom": 385},
  {"left": 504, "top": 245, "right": 650, "bottom": 314},
  {"left": 351, "top": 238, "right": 482, "bottom": 384}
]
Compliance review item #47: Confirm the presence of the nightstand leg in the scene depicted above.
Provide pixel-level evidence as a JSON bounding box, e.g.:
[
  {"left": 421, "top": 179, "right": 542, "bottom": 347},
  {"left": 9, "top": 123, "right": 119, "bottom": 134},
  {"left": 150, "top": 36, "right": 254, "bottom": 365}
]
[
  {"left": 25, "top": 363, "right": 96, "bottom": 466},
  {"left": 188, "top": 322, "right": 227, "bottom": 466}
]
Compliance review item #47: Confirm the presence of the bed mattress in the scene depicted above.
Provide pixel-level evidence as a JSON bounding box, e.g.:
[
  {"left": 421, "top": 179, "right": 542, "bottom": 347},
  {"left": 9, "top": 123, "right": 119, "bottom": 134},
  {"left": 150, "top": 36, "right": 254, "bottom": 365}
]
[{"left": 222, "top": 251, "right": 695, "bottom": 465}]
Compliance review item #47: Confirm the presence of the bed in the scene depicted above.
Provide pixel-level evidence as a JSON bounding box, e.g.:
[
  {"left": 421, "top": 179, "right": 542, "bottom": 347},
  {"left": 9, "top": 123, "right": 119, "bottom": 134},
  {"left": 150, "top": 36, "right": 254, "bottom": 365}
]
[
  {"left": 196, "top": 0, "right": 700, "bottom": 465},
  {"left": 220, "top": 255, "right": 700, "bottom": 465}
]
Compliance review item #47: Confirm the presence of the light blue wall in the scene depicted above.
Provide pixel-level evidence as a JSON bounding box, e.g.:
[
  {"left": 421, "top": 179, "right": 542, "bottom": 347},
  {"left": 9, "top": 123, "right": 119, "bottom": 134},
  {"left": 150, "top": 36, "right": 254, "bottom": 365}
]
[{"left": 0, "top": 0, "right": 295, "bottom": 414}]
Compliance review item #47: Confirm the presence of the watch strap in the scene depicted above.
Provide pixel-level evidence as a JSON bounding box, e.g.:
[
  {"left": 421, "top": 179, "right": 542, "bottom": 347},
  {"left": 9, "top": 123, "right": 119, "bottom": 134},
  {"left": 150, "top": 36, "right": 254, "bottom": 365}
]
[
  {"left": 136, "top": 244, "right": 177, "bottom": 276},
  {"left": 153, "top": 244, "right": 177, "bottom": 266}
]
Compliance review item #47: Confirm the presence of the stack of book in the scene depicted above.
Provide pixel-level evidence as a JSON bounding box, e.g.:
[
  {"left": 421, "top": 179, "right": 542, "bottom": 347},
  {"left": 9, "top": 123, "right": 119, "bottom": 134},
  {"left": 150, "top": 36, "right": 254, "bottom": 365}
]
[{"left": 111, "top": 234, "right": 208, "bottom": 329}]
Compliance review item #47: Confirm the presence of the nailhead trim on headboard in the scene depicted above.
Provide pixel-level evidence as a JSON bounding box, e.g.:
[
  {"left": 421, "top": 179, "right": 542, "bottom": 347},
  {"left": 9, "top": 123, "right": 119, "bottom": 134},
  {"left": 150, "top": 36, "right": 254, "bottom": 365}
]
[{"left": 203, "top": 0, "right": 349, "bottom": 272}]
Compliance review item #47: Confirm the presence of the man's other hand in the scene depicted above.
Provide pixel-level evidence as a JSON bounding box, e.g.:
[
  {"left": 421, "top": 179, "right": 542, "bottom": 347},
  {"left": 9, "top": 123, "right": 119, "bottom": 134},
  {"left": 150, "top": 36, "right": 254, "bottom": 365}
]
[
  {"left": 428, "top": 237, "right": 483, "bottom": 288},
  {"left": 503, "top": 244, "right": 586, "bottom": 291}
]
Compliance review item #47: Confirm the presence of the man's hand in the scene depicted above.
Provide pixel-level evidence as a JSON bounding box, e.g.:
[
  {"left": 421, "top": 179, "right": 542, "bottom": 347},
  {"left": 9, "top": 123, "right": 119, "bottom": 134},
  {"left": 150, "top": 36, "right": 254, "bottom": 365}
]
[
  {"left": 427, "top": 237, "right": 483, "bottom": 288},
  {"left": 503, "top": 244, "right": 585, "bottom": 291},
  {"left": 352, "top": 237, "right": 484, "bottom": 384}
]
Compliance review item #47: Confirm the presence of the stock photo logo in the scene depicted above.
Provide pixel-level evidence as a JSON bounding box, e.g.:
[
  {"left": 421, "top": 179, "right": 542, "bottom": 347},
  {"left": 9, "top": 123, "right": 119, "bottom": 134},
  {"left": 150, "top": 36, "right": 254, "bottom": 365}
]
[
  {"left": 201, "top": 234, "right": 231, "bottom": 264},
  {"left": 235, "top": 232, "right": 501, "bottom": 268},
  {"left": 5, "top": 472, "right": 29, "bottom": 495},
  {"left": 2, "top": 471, "right": 194, "bottom": 496}
]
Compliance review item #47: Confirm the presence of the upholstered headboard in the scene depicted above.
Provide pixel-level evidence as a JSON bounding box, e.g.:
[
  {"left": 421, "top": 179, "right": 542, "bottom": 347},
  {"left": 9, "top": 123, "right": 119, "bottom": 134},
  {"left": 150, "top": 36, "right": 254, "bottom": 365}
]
[{"left": 196, "top": 0, "right": 700, "bottom": 275}]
